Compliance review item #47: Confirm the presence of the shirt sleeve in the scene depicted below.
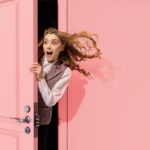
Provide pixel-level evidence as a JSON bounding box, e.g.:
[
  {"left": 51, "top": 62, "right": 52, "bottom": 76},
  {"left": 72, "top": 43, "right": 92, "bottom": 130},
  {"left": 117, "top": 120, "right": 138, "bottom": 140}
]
[{"left": 37, "top": 67, "right": 72, "bottom": 107}]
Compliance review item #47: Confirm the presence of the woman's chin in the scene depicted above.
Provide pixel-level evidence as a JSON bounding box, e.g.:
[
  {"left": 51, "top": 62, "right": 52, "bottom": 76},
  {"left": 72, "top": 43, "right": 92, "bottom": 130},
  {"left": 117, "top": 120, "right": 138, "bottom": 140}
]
[
  {"left": 47, "top": 57, "right": 57, "bottom": 63},
  {"left": 45, "top": 54, "right": 58, "bottom": 63},
  {"left": 46, "top": 55, "right": 53, "bottom": 62}
]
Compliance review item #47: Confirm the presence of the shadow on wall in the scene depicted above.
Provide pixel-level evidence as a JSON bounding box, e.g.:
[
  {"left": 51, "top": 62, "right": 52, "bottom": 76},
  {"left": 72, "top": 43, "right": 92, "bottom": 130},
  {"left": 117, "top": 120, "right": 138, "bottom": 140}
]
[{"left": 58, "top": 56, "right": 120, "bottom": 124}]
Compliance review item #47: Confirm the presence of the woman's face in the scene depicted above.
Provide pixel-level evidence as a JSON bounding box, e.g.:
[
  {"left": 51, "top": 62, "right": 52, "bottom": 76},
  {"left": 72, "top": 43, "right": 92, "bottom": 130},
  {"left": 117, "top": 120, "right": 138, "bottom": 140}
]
[{"left": 43, "top": 33, "right": 64, "bottom": 63}]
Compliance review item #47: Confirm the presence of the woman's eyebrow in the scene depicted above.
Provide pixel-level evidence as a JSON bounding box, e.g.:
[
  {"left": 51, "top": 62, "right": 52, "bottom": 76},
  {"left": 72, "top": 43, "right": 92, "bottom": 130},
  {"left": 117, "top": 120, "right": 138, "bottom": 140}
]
[{"left": 44, "top": 38, "right": 59, "bottom": 41}]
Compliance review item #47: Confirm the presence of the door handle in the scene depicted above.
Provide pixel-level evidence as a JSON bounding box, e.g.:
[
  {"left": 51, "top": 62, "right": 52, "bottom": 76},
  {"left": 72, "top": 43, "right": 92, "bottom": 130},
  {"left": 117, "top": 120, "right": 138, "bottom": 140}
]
[
  {"left": 10, "top": 113, "right": 40, "bottom": 127},
  {"left": 10, "top": 116, "right": 31, "bottom": 123}
]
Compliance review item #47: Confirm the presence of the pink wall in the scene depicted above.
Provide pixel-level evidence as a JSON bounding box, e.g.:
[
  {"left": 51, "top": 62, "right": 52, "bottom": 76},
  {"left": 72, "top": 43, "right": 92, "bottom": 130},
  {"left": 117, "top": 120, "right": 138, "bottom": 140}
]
[{"left": 59, "top": 0, "right": 150, "bottom": 150}]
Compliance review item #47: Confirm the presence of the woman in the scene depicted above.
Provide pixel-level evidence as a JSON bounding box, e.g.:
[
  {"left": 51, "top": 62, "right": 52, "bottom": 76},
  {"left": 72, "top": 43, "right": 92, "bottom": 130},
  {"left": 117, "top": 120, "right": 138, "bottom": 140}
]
[{"left": 30, "top": 27, "right": 102, "bottom": 150}]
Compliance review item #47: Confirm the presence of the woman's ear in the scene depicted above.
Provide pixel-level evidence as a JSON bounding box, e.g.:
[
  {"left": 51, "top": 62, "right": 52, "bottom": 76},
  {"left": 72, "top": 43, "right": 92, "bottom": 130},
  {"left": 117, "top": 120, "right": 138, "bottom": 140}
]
[{"left": 60, "top": 44, "right": 65, "bottom": 51}]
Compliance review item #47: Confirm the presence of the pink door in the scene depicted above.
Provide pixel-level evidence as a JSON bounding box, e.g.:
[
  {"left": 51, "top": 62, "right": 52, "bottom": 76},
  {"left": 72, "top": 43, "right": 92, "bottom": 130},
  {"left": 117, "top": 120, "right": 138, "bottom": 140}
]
[
  {"left": 58, "top": 0, "right": 150, "bottom": 150},
  {"left": 0, "top": 0, "right": 37, "bottom": 150}
]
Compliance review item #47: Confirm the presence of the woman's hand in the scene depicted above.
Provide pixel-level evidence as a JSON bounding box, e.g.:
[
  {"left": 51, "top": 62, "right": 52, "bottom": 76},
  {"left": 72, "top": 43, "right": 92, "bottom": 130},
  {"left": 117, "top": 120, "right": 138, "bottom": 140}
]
[{"left": 29, "top": 62, "right": 44, "bottom": 81}]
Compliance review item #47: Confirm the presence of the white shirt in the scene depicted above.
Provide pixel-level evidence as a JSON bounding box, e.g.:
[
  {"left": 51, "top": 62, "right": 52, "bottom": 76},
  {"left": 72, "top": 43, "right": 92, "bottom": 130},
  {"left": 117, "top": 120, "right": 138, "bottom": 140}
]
[{"left": 37, "top": 55, "right": 72, "bottom": 107}]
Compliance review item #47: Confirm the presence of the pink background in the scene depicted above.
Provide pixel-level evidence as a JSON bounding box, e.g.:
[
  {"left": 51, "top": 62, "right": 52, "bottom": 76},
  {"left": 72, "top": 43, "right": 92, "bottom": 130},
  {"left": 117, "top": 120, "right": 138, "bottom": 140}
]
[{"left": 58, "top": 0, "right": 150, "bottom": 150}]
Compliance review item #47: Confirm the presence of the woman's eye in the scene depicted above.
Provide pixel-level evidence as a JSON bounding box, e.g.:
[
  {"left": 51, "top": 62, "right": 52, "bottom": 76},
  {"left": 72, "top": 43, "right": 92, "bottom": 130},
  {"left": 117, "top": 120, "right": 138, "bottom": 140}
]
[
  {"left": 44, "top": 40, "right": 59, "bottom": 45},
  {"left": 44, "top": 41, "right": 47, "bottom": 44},
  {"left": 52, "top": 41, "right": 58, "bottom": 45}
]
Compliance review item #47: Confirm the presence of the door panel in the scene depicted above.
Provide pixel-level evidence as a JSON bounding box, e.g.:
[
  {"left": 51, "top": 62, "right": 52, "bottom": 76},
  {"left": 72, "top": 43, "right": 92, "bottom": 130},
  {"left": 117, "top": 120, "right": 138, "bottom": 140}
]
[
  {"left": 0, "top": 0, "right": 37, "bottom": 150},
  {"left": 58, "top": 1, "right": 68, "bottom": 150},
  {"left": 58, "top": 0, "right": 150, "bottom": 150}
]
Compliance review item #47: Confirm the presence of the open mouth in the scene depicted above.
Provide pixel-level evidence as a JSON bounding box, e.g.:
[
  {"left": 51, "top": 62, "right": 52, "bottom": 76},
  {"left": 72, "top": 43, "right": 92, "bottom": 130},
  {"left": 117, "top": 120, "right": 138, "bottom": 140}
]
[{"left": 46, "top": 51, "right": 53, "bottom": 55}]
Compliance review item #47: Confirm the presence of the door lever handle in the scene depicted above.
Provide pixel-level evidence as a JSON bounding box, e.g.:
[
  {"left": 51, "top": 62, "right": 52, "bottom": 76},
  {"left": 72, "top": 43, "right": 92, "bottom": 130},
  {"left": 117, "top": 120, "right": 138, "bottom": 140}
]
[{"left": 10, "top": 116, "right": 31, "bottom": 123}]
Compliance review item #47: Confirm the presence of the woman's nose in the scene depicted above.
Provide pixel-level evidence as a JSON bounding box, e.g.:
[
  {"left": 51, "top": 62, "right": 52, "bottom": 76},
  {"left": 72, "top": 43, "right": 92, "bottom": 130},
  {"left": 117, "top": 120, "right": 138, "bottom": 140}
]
[{"left": 47, "top": 44, "right": 51, "bottom": 49}]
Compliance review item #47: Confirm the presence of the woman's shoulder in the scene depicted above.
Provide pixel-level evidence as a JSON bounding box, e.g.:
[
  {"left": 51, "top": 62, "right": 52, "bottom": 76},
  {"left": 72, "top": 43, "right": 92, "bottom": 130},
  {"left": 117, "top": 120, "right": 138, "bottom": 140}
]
[
  {"left": 66, "top": 66, "right": 72, "bottom": 71},
  {"left": 63, "top": 66, "right": 72, "bottom": 77}
]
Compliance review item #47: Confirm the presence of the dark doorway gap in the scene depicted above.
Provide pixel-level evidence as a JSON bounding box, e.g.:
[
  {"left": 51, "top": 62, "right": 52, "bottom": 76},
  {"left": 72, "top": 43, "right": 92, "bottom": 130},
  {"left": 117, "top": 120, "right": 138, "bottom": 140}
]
[{"left": 38, "top": 0, "right": 58, "bottom": 150}]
